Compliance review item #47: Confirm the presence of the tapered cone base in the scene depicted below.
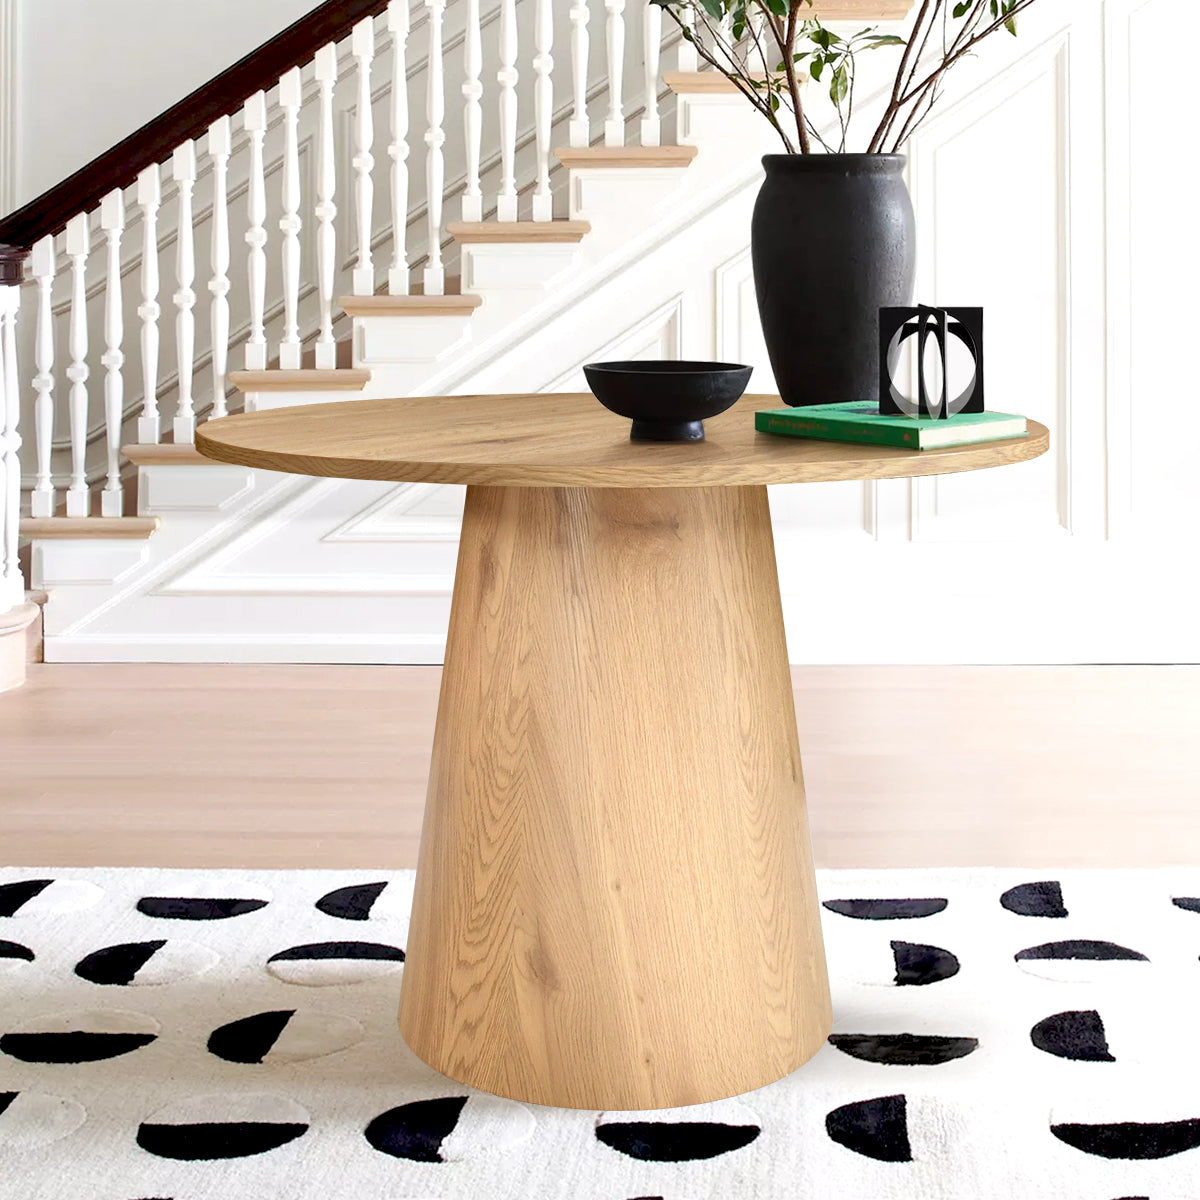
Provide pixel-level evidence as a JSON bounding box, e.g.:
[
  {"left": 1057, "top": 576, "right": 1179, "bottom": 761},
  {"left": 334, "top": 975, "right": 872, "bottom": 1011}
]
[{"left": 399, "top": 484, "right": 831, "bottom": 1110}]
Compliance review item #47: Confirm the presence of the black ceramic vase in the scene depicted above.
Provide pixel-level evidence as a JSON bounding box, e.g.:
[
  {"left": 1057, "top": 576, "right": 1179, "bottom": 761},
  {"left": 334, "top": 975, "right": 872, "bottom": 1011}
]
[{"left": 751, "top": 154, "right": 915, "bottom": 407}]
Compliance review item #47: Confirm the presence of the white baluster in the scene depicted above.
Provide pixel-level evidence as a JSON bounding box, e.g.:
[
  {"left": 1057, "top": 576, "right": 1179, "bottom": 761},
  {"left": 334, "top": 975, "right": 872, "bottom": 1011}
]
[
  {"left": 460, "top": 0, "right": 483, "bottom": 223},
  {"left": 173, "top": 143, "right": 197, "bottom": 444},
  {"left": 0, "top": 284, "right": 20, "bottom": 611},
  {"left": 311, "top": 47, "right": 339, "bottom": 368},
  {"left": 65, "top": 213, "right": 90, "bottom": 518},
  {"left": 352, "top": 17, "right": 376, "bottom": 296},
  {"left": 604, "top": 0, "right": 626, "bottom": 146},
  {"left": 675, "top": 5, "right": 697, "bottom": 72},
  {"left": 496, "top": 0, "right": 519, "bottom": 222},
  {"left": 244, "top": 91, "right": 269, "bottom": 371},
  {"left": 208, "top": 116, "right": 232, "bottom": 416},
  {"left": 30, "top": 237, "right": 56, "bottom": 518},
  {"left": 532, "top": 0, "right": 554, "bottom": 221},
  {"left": 388, "top": 1, "right": 412, "bottom": 293},
  {"left": 569, "top": 0, "right": 590, "bottom": 147},
  {"left": 278, "top": 68, "right": 303, "bottom": 370},
  {"left": 100, "top": 191, "right": 125, "bottom": 517},
  {"left": 425, "top": 0, "right": 447, "bottom": 294},
  {"left": 136, "top": 166, "right": 162, "bottom": 443},
  {"left": 641, "top": 0, "right": 662, "bottom": 147}
]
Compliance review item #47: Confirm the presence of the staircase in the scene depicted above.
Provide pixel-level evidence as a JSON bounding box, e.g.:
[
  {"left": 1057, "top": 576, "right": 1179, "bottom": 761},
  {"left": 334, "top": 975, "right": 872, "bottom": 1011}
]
[
  {"left": 8, "top": 0, "right": 1165, "bottom": 672},
  {"left": 3, "top": 0, "right": 862, "bottom": 666}
]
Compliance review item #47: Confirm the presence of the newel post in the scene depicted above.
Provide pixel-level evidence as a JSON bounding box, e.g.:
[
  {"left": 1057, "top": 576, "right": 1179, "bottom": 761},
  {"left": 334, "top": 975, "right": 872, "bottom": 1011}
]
[{"left": 0, "top": 244, "right": 38, "bottom": 692}]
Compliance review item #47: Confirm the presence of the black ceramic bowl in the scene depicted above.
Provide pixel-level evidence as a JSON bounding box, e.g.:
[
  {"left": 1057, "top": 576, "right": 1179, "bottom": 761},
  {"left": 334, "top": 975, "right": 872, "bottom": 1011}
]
[{"left": 583, "top": 360, "right": 753, "bottom": 442}]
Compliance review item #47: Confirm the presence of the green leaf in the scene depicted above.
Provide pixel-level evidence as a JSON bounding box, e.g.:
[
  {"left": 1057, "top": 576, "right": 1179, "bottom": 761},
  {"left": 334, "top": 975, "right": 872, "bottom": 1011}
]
[
  {"left": 952, "top": 1, "right": 971, "bottom": 16},
  {"left": 861, "top": 34, "right": 904, "bottom": 46},
  {"left": 763, "top": 0, "right": 787, "bottom": 16},
  {"left": 809, "top": 56, "right": 824, "bottom": 80},
  {"left": 830, "top": 62, "right": 849, "bottom": 105},
  {"left": 699, "top": 0, "right": 723, "bottom": 21}
]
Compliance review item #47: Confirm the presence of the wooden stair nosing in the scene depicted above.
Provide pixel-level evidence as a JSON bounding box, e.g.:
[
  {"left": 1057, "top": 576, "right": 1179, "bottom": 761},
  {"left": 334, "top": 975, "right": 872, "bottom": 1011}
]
[
  {"left": 663, "top": 71, "right": 808, "bottom": 95},
  {"left": 554, "top": 144, "right": 699, "bottom": 169},
  {"left": 339, "top": 293, "right": 484, "bottom": 317},
  {"left": 122, "top": 443, "right": 213, "bottom": 466},
  {"left": 20, "top": 516, "right": 162, "bottom": 540},
  {"left": 228, "top": 368, "right": 372, "bottom": 393},
  {"left": 447, "top": 220, "right": 592, "bottom": 245}
]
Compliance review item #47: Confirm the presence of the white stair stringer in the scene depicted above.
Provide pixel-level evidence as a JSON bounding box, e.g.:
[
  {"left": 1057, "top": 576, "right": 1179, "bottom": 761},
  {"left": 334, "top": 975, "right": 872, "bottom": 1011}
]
[{"left": 34, "top": 94, "right": 783, "bottom": 663}]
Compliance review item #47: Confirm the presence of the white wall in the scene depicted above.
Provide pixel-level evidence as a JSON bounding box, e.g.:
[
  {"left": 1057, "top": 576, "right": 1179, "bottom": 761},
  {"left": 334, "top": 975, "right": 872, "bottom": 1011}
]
[{"left": 11, "top": 0, "right": 316, "bottom": 210}]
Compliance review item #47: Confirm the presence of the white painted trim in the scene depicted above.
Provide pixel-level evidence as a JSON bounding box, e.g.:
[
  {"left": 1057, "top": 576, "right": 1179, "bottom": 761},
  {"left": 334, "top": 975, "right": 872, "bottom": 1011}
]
[{"left": 0, "top": 0, "right": 16, "bottom": 217}]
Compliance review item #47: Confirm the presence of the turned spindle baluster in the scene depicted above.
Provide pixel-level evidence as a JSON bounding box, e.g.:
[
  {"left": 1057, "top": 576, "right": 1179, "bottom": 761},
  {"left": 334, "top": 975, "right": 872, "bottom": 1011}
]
[
  {"left": 352, "top": 18, "right": 377, "bottom": 295},
  {"left": 30, "top": 237, "right": 56, "bottom": 518},
  {"left": 244, "top": 92, "right": 269, "bottom": 371},
  {"left": 604, "top": 0, "right": 626, "bottom": 147},
  {"left": 279, "top": 68, "right": 304, "bottom": 370},
  {"left": 496, "top": 0, "right": 519, "bottom": 222},
  {"left": 388, "top": 1, "right": 411, "bottom": 294},
  {"left": 208, "top": 116, "right": 233, "bottom": 416},
  {"left": 461, "top": 0, "right": 483, "bottom": 223},
  {"left": 64, "top": 213, "right": 90, "bottom": 518},
  {"left": 172, "top": 142, "right": 198, "bottom": 444},
  {"left": 641, "top": 0, "right": 662, "bottom": 147},
  {"left": 425, "top": 0, "right": 447, "bottom": 294},
  {"left": 569, "top": 0, "right": 591, "bottom": 147},
  {"left": 100, "top": 191, "right": 125, "bottom": 517},
  {"left": 532, "top": 0, "right": 554, "bottom": 221}
]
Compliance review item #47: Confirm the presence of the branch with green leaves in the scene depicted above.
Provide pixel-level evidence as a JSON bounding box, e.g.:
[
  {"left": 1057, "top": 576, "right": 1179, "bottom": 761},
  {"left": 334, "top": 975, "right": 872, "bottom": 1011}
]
[{"left": 652, "top": 0, "right": 1039, "bottom": 153}]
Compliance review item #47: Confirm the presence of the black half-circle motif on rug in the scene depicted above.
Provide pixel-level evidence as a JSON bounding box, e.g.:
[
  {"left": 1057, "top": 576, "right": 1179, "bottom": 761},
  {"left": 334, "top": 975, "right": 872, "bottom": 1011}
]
[
  {"left": 1030, "top": 1010, "right": 1115, "bottom": 1062},
  {"left": 365, "top": 1097, "right": 469, "bottom": 1162},
  {"left": 828, "top": 1033, "right": 978, "bottom": 1066},
  {"left": 1016, "top": 941, "right": 1147, "bottom": 964},
  {"left": 0, "top": 880, "right": 52, "bottom": 918},
  {"left": 316, "top": 882, "right": 389, "bottom": 921},
  {"left": 1000, "top": 880, "right": 1068, "bottom": 918},
  {"left": 137, "top": 896, "right": 268, "bottom": 921},
  {"left": 826, "top": 1094, "right": 912, "bottom": 1162},
  {"left": 1051, "top": 1118, "right": 1200, "bottom": 1160},
  {"left": 207, "top": 1008, "right": 364, "bottom": 1064},
  {"left": 595, "top": 1120, "right": 761, "bottom": 1162},
  {"left": 0, "top": 878, "right": 101, "bottom": 917},
  {"left": 822, "top": 898, "right": 948, "bottom": 920},
  {"left": 75, "top": 941, "right": 166, "bottom": 985},
  {"left": 268, "top": 941, "right": 404, "bottom": 964},
  {"left": 892, "top": 941, "right": 960, "bottom": 986},
  {"left": 1, "top": 1011, "right": 160, "bottom": 1064},
  {"left": 1, "top": 1030, "right": 157, "bottom": 1063},
  {"left": 0, "top": 1092, "right": 15, "bottom": 1117},
  {"left": 1172, "top": 897, "right": 1200, "bottom": 914},
  {"left": 0, "top": 940, "right": 34, "bottom": 963},
  {"left": 207, "top": 1011, "right": 295, "bottom": 1064},
  {"left": 137, "top": 1095, "right": 310, "bottom": 1161}
]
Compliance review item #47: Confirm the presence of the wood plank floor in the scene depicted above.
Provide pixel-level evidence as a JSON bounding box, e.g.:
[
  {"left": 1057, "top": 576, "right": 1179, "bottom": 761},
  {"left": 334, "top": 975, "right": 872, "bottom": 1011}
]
[{"left": 1, "top": 664, "right": 1197, "bottom": 869}]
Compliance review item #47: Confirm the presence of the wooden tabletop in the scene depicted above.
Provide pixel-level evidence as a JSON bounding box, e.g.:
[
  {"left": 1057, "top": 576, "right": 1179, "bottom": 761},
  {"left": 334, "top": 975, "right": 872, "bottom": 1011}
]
[{"left": 196, "top": 393, "right": 1049, "bottom": 488}]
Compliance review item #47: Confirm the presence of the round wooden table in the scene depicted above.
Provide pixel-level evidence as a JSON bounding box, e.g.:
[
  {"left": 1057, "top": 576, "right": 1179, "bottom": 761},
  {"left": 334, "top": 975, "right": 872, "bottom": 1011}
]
[{"left": 198, "top": 393, "right": 1049, "bottom": 1110}]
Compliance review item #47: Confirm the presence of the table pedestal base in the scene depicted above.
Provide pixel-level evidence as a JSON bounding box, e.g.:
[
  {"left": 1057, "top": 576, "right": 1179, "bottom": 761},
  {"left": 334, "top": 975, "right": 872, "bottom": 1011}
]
[{"left": 398, "top": 484, "right": 831, "bottom": 1110}]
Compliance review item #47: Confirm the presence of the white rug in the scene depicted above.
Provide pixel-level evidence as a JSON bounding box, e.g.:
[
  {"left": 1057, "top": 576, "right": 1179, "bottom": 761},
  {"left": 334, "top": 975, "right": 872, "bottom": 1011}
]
[{"left": 2, "top": 865, "right": 1199, "bottom": 1200}]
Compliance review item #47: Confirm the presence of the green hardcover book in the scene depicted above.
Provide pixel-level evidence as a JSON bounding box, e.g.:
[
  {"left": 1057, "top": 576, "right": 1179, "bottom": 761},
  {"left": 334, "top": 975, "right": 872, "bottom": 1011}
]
[{"left": 754, "top": 401, "right": 1028, "bottom": 450}]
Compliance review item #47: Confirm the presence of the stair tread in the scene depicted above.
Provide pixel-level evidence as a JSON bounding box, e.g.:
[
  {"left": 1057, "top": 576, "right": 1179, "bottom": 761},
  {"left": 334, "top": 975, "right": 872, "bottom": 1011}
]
[
  {"left": 448, "top": 220, "right": 591, "bottom": 244},
  {"left": 21, "top": 517, "right": 162, "bottom": 539},
  {"left": 122, "top": 444, "right": 215, "bottom": 466},
  {"left": 229, "top": 368, "right": 372, "bottom": 392},
  {"left": 555, "top": 144, "right": 699, "bottom": 168},
  {"left": 340, "top": 293, "right": 483, "bottom": 316}
]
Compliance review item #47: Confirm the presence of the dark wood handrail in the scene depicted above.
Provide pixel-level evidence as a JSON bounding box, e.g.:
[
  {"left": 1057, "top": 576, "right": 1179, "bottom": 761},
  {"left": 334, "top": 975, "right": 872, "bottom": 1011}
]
[{"left": 0, "top": 0, "right": 392, "bottom": 260}]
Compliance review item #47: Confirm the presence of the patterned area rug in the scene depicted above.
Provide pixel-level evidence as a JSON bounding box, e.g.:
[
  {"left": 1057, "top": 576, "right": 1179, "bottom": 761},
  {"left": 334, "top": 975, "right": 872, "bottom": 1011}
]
[{"left": 1, "top": 866, "right": 1198, "bottom": 1200}]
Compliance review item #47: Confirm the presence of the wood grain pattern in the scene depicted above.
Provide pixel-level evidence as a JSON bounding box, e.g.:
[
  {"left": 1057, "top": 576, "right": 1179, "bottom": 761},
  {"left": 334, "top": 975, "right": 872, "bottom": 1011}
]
[
  {"left": 398, "top": 483, "right": 831, "bottom": 1109},
  {"left": 122, "top": 444, "right": 213, "bottom": 466},
  {"left": 4, "top": 663, "right": 1200, "bottom": 871},
  {"left": 339, "top": 293, "right": 484, "bottom": 317},
  {"left": 446, "top": 221, "right": 591, "bottom": 243},
  {"left": 196, "top": 392, "right": 1050, "bottom": 488},
  {"left": 228, "top": 369, "right": 372, "bottom": 392},
  {"left": 20, "top": 517, "right": 161, "bottom": 539},
  {"left": 554, "top": 144, "right": 700, "bottom": 168}
]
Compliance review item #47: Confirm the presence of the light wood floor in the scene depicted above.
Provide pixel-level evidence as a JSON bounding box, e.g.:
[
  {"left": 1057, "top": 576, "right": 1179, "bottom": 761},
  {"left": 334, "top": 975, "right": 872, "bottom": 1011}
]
[{"left": 1, "top": 664, "right": 1197, "bottom": 869}]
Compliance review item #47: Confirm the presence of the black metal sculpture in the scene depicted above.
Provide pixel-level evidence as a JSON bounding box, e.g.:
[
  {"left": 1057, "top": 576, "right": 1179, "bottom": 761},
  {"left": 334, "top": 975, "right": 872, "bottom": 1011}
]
[{"left": 879, "top": 306, "right": 984, "bottom": 419}]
